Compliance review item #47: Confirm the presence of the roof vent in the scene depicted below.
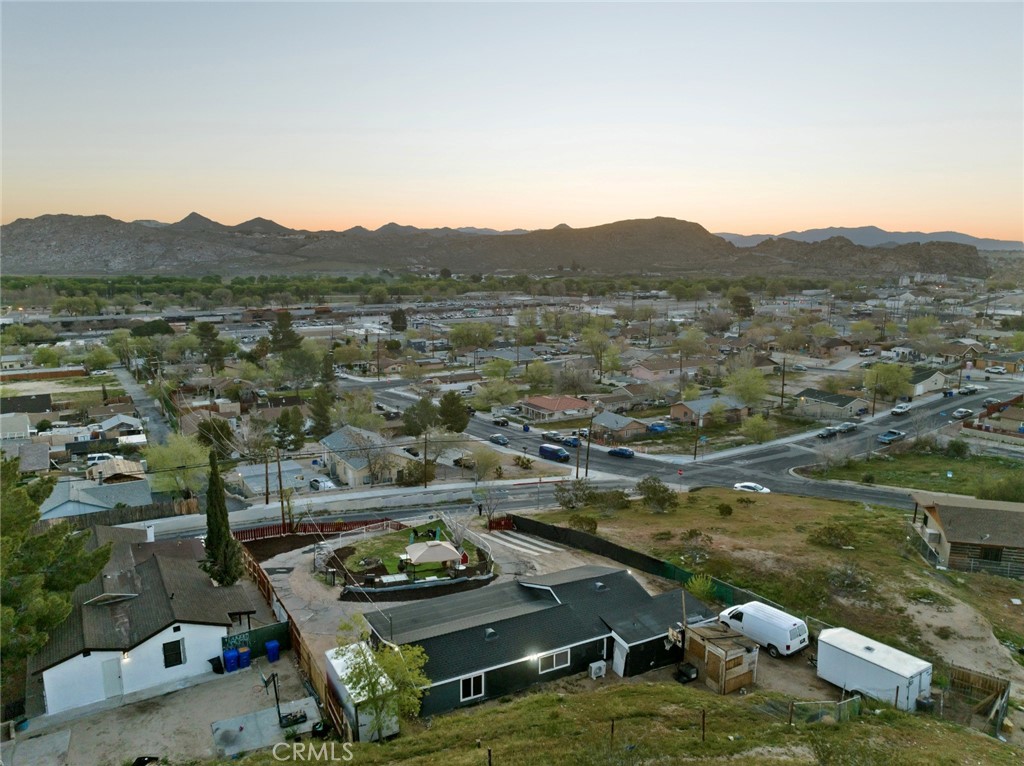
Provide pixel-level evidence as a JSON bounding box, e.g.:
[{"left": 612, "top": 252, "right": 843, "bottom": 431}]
[
  {"left": 484, "top": 628, "right": 498, "bottom": 642},
  {"left": 595, "top": 581, "right": 608, "bottom": 592}
]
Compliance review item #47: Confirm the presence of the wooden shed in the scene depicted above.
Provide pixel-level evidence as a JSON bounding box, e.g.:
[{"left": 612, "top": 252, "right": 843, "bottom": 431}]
[{"left": 683, "top": 622, "right": 759, "bottom": 695}]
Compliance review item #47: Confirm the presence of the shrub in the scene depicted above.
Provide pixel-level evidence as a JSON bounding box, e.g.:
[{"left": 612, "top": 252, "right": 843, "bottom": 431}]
[
  {"left": 680, "top": 528, "right": 703, "bottom": 540},
  {"left": 716, "top": 503, "right": 733, "bottom": 517},
  {"left": 513, "top": 455, "right": 534, "bottom": 470},
  {"left": 652, "top": 530, "right": 673, "bottom": 541},
  {"left": 809, "top": 523, "right": 855, "bottom": 549},
  {"left": 686, "top": 572, "right": 716, "bottom": 602},
  {"left": 945, "top": 439, "right": 970, "bottom": 459},
  {"left": 593, "top": 489, "right": 631, "bottom": 512},
  {"left": 494, "top": 465, "right": 504, "bottom": 479},
  {"left": 566, "top": 514, "right": 597, "bottom": 534},
  {"left": 862, "top": 473, "right": 875, "bottom": 484}
]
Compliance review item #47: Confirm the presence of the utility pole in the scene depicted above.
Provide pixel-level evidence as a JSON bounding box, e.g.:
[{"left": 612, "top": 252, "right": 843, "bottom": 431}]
[
  {"left": 423, "top": 430, "right": 429, "bottom": 489},
  {"left": 275, "top": 448, "right": 287, "bottom": 531},
  {"left": 779, "top": 358, "right": 787, "bottom": 409},
  {"left": 693, "top": 418, "right": 701, "bottom": 460},
  {"left": 264, "top": 457, "right": 270, "bottom": 505}
]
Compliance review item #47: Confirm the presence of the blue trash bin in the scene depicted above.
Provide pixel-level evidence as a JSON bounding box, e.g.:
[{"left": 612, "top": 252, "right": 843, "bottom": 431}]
[
  {"left": 224, "top": 648, "right": 240, "bottom": 673},
  {"left": 522, "top": 424, "right": 530, "bottom": 432},
  {"left": 266, "top": 639, "right": 280, "bottom": 663},
  {"left": 238, "top": 646, "right": 251, "bottom": 669}
]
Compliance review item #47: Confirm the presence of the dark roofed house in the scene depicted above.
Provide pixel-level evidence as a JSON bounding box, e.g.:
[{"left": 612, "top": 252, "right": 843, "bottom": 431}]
[
  {"left": 792, "top": 388, "right": 869, "bottom": 419},
  {"left": 27, "top": 527, "right": 255, "bottom": 717},
  {"left": 911, "top": 493, "right": 1024, "bottom": 578},
  {"left": 363, "top": 565, "right": 711, "bottom": 716}
]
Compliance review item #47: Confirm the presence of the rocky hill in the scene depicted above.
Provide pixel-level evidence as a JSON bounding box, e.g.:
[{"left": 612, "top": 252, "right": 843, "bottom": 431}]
[
  {"left": 0, "top": 213, "right": 991, "bottom": 279},
  {"left": 716, "top": 225, "right": 1023, "bottom": 251}
]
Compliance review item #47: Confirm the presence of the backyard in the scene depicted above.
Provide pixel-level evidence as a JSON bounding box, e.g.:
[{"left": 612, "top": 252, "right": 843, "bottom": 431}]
[{"left": 340, "top": 520, "right": 479, "bottom": 580}]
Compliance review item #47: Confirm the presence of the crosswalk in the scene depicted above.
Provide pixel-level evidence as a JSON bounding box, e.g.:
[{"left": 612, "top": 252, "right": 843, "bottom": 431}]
[{"left": 486, "top": 531, "right": 564, "bottom": 556}]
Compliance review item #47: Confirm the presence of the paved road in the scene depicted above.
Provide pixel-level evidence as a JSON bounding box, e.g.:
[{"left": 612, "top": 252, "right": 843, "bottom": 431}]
[{"left": 113, "top": 367, "right": 173, "bottom": 445}]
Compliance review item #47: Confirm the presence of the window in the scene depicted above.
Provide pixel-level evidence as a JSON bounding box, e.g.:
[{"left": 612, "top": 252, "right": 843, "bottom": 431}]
[
  {"left": 163, "top": 638, "right": 185, "bottom": 668},
  {"left": 460, "top": 674, "right": 483, "bottom": 701},
  {"left": 980, "top": 547, "right": 1003, "bottom": 563},
  {"left": 730, "top": 610, "right": 744, "bottom": 623},
  {"left": 539, "top": 649, "right": 570, "bottom": 674}
]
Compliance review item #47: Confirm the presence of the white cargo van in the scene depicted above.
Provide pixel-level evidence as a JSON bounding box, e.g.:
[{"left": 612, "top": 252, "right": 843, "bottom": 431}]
[{"left": 719, "top": 601, "right": 809, "bottom": 657}]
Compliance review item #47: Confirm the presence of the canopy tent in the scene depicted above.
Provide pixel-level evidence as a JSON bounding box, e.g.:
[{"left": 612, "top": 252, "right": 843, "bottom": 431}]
[{"left": 405, "top": 540, "right": 460, "bottom": 565}]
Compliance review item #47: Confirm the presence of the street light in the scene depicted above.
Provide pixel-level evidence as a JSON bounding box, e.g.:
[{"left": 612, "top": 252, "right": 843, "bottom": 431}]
[{"left": 584, "top": 401, "right": 601, "bottom": 477}]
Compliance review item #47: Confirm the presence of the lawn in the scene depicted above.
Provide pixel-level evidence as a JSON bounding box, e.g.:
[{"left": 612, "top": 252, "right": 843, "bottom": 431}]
[
  {"left": 807, "top": 451, "right": 1023, "bottom": 497},
  {"left": 233, "top": 678, "right": 1022, "bottom": 766},
  {"left": 344, "top": 521, "right": 477, "bottom": 578}
]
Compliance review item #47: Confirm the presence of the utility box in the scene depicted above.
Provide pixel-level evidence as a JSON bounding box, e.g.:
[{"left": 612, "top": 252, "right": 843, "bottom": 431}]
[{"left": 816, "top": 628, "right": 932, "bottom": 711}]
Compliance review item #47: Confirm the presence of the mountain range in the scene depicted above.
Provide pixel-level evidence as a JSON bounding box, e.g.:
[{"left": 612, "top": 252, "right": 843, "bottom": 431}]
[
  {"left": 714, "top": 225, "right": 1022, "bottom": 251},
  {"left": 0, "top": 213, "right": 1007, "bottom": 279}
]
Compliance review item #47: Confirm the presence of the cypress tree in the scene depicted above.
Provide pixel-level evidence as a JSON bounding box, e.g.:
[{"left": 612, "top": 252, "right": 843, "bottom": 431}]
[{"left": 203, "top": 451, "right": 244, "bottom": 585}]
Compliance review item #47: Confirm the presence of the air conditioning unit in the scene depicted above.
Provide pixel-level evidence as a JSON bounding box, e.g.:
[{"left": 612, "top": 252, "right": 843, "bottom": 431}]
[{"left": 589, "top": 661, "right": 606, "bottom": 680}]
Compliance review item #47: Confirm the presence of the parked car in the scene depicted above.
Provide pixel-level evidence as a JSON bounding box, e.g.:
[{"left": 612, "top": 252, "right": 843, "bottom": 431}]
[
  {"left": 538, "top": 443, "right": 571, "bottom": 462},
  {"left": 836, "top": 422, "right": 858, "bottom": 433},
  {"left": 489, "top": 434, "right": 509, "bottom": 446},
  {"left": 891, "top": 403, "right": 911, "bottom": 416},
  {"left": 958, "top": 385, "right": 979, "bottom": 395},
  {"left": 453, "top": 455, "right": 477, "bottom": 469},
  {"left": 985, "top": 366, "right": 1007, "bottom": 374},
  {"left": 858, "top": 349, "right": 876, "bottom": 357},
  {"left": 816, "top": 427, "right": 839, "bottom": 439},
  {"left": 876, "top": 429, "right": 906, "bottom": 444},
  {"left": 983, "top": 397, "right": 1003, "bottom": 407},
  {"left": 607, "top": 447, "right": 635, "bottom": 458},
  {"left": 573, "top": 428, "right": 590, "bottom": 439},
  {"left": 309, "top": 477, "right": 337, "bottom": 491},
  {"left": 647, "top": 422, "right": 669, "bottom": 434},
  {"left": 541, "top": 431, "right": 563, "bottom": 442},
  {"left": 561, "top": 436, "right": 581, "bottom": 448},
  {"left": 733, "top": 482, "right": 770, "bottom": 493},
  {"left": 791, "top": 364, "right": 808, "bottom": 372},
  {"left": 403, "top": 446, "right": 420, "bottom": 457},
  {"left": 951, "top": 408, "right": 973, "bottom": 420},
  {"left": 492, "top": 417, "right": 510, "bottom": 427}
]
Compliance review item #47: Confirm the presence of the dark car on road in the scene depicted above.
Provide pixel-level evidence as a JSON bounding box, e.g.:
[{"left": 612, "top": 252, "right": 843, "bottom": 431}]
[
  {"left": 489, "top": 434, "right": 509, "bottom": 446},
  {"left": 608, "top": 447, "right": 635, "bottom": 458},
  {"left": 816, "top": 427, "right": 839, "bottom": 439}
]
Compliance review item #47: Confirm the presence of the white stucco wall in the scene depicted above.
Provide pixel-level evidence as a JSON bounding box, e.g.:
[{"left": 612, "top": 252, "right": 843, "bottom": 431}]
[
  {"left": 42, "top": 649, "right": 121, "bottom": 715},
  {"left": 41, "top": 622, "right": 226, "bottom": 715}
]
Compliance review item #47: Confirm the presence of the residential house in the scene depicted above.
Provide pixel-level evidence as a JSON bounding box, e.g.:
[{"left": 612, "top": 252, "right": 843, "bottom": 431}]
[
  {"left": 819, "top": 337, "right": 854, "bottom": 357},
  {"left": 27, "top": 527, "right": 255, "bottom": 717},
  {"left": 99, "top": 414, "right": 145, "bottom": 440},
  {"left": 320, "top": 426, "right": 417, "bottom": 487},
  {"left": 791, "top": 389, "right": 869, "bottom": 420},
  {"left": 0, "top": 393, "right": 53, "bottom": 413},
  {"left": 907, "top": 367, "right": 950, "bottom": 398},
  {"left": 39, "top": 476, "right": 153, "bottom": 520},
  {"left": 14, "top": 443, "right": 52, "bottom": 474},
  {"left": 627, "top": 356, "right": 691, "bottom": 383},
  {"left": 234, "top": 459, "right": 308, "bottom": 498},
  {"left": 85, "top": 458, "right": 147, "bottom": 484},
  {"left": 935, "top": 341, "right": 985, "bottom": 367},
  {"left": 911, "top": 493, "right": 1024, "bottom": 578},
  {"left": 591, "top": 411, "right": 648, "bottom": 441},
  {"left": 0, "top": 412, "right": 33, "bottom": 440},
  {"left": 364, "top": 566, "right": 711, "bottom": 716},
  {"left": 519, "top": 395, "right": 593, "bottom": 423},
  {"left": 670, "top": 396, "right": 752, "bottom": 426}
]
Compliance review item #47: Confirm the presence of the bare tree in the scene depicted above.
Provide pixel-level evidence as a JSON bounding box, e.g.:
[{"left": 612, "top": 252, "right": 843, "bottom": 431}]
[{"left": 349, "top": 430, "right": 396, "bottom": 485}]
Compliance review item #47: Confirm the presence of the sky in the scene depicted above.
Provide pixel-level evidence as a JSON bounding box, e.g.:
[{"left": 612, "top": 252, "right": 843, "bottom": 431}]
[{"left": 2, "top": 1, "right": 1022, "bottom": 240}]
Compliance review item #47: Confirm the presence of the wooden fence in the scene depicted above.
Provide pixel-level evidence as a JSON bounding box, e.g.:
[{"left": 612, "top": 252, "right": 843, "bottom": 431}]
[
  {"left": 239, "top": 543, "right": 350, "bottom": 741},
  {"left": 232, "top": 518, "right": 403, "bottom": 543}
]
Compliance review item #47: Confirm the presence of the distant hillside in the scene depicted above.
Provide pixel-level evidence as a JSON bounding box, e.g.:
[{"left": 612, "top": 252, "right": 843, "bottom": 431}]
[
  {"left": 0, "top": 214, "right": 991, "bottom": 279},
  {"left": 716, "top": 225, "right": 1023, "bottom": 251}
]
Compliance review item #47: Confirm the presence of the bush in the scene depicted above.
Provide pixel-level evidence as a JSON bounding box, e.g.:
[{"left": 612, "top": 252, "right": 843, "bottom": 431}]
[
  {"left": 717, "top": 503, "right": 733, "bottom": 517},
  {"left": 513, "top": 455, "right": 534, "bottom": 470},
  {"left": 593, "top": 489, "right": 631, "bottom": 512},
  {"left": 809, "top": 523, "right": 856, "bottom": 549},
  {"left": 686, "top": 572, "right": 716, "bottom": 602},
  {"left": 652, "top": 530, "right": 673, "bottom": 541},
  {"left": 862, "top": 473, "right": 875, "bottom": 484},
  {"left": 945, "top": 439, "right": 970, "bottom": 459},
  {"left": 566, "top": 514, "right": 598, "bottom": 534},
  {"left": 494, "top": 465, "right": 504, "bottom": 479}
]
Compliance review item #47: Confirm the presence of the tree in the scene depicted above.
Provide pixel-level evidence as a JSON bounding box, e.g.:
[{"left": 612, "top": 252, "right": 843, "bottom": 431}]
[
  {"left": 740, "top": 414, "right": 776, "bottom": 444},
  {"left": 850, "top": 319, "right": 877, "bottom": 343},
  {"left": 523, "top": 359, "right": 553, "bottom": 389},
  {"left": 865, "top": 363, "right": 912, "bottom": 404},
  {"left": 403, "top": 396, "right": 441, "bottom": 437},
  {"left": 700, "top": 309, "right": 734, "bottom": 335},
  {"left": 201, "top": 451, "right": 244, "bottom": 586},
  {"left": 336, "top": 618, "right": 429, "bottom": 742},
  {"left": 144, "top": 433, "right": 209, "bottom": 497},
  {"left": 554, "top": 479, "right": 595, "bottom": 511},
  {"left": 84, "top": 345, "right": 117, "bottom": 372},
  {"left": 196, "top": 417, "right": 235, "bottom": 459},
  {"left": 482, "top": 357, "right": 514, "bottom": 381},
  {"left": 336, "top": 388, "right": 385, "bottom": 432},
  {"left": 237, "top": 416, "right": 274, "bottom": 463},
  {"left": 274, "top": 407, "right": 305, "bottom": 451},
  {"left": 349, "top": 430, "right": 395, "bottom": 485},
  {"left": 636, "top": 475, "right": 677, "bottom": 513},
  {"left": 308, "top": 385, "right": 336, "bottom": 441},
  {"left": 471, "top": 380, "right": 518, "bottom": 409},
  {"left": 1, "top": 458, "right": 112, "bottom": 697},
  {"left": 582, "top": 327, "right": 611, "bottom": 379},
  {"left": 389, "top": 308, "right": 408, "bottom": 333},
  {"left": 281, "top": 343, "right": 321, "bottom": 386},
  {"left": 269, "top": 310, "right": 302, "bottom": 353},
  {"left": 448, "top": 323, "right": 495, "bottom": 359},
  {"left": 467, "top": 445, "right": 501, "bottom": 484},
  {"left": 191, "top": 322, "right": 226, "bottom": 373},
  {"left": 319, "top": 352, "right": 337, "bottom": 391},
  {"left": 725, "top": 367, "right": 769, "bottom": 409},
  {"left": 437, "top": 391, "right": 470, "bottom": 432}
]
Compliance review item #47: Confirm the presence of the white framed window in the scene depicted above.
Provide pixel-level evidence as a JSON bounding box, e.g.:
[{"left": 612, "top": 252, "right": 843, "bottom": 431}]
[
  {"left": 460, "top": 673, "right": 484, "bottom": 701},
  {"left": 538, "top": 649, "right": 570, "bottom": 674}
]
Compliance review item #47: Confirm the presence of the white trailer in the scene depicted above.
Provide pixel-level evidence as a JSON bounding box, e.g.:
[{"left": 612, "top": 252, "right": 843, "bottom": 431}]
[
  {"left": 325, "top": 643, "right": 400, "bottom": 742},
  {"left": 816, "top": 628, "right": 932, "bottom": 711}
]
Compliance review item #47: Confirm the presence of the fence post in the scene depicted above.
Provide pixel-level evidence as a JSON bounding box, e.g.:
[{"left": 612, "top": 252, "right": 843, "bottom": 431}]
[
  {"left": 788, "top": 701, "right": 794, "bottom": 726},
  {"left": 701, "top": 708, "right": 706, "bottom": 741},
  {"left": 610, "top": 719, "right": 615, "bottom": 748}
]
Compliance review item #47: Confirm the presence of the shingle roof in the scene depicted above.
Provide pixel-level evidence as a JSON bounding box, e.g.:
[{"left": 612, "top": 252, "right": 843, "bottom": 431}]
[
  {"left": 30, "top": 529, "right": 253, "bottom": 675},
  {"left": 365, "top": 566, "right": 686, "bottom": 684},
  {"left": 321, "top": 426, "right": 390, "bottom": 472},
  {"left": 592, "top": 411, "right": 643, "bottom": 432},
  {"left": 39, "top": 478, "right": 153, "bottom": 519},
  {"left": 914, "top": 493, "right": 1024, "bottom": 547}
]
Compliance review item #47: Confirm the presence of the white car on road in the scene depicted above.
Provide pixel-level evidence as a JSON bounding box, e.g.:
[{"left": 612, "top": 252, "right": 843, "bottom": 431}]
[{"left": 733, "top": 482, "right": 770, "bottom": 494}]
